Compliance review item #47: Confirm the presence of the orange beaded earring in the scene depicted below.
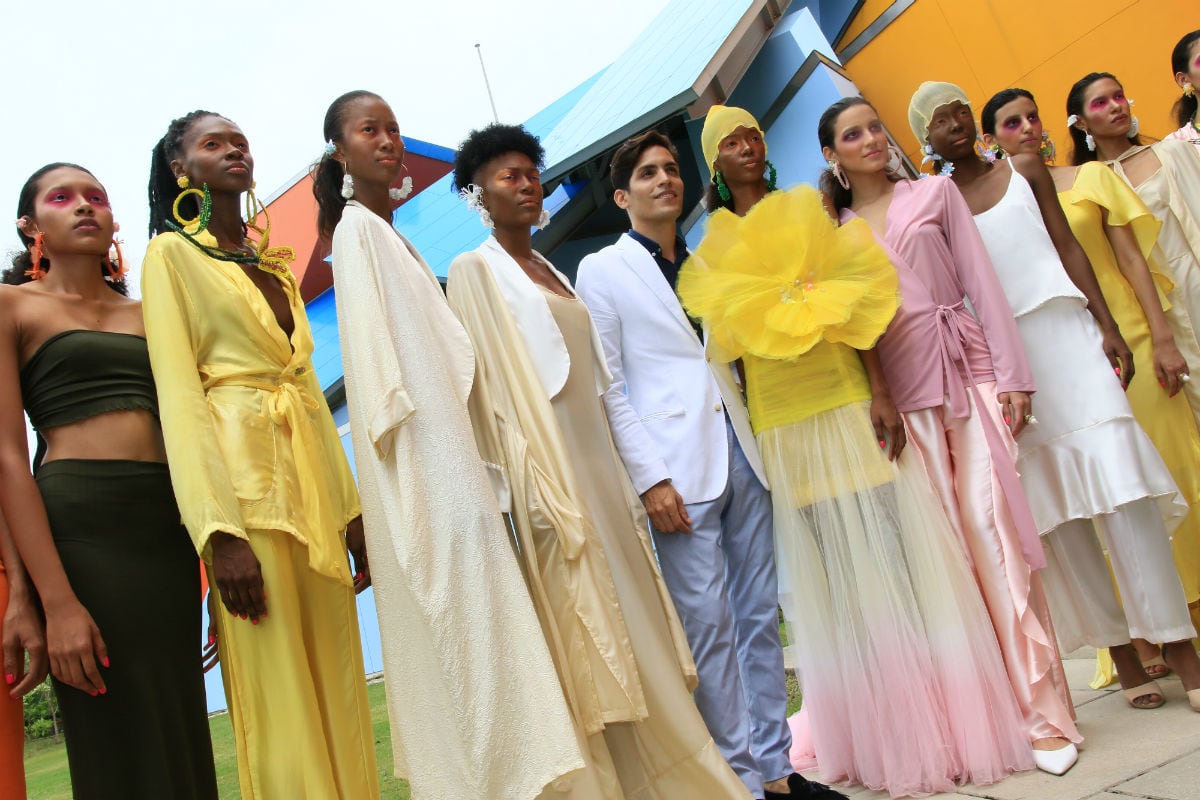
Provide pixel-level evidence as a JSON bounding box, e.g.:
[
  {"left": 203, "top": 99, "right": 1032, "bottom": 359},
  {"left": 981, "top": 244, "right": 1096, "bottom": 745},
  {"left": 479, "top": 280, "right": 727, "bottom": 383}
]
[{"left": 25, "top": 232, "right": 46, "bottom": 280}]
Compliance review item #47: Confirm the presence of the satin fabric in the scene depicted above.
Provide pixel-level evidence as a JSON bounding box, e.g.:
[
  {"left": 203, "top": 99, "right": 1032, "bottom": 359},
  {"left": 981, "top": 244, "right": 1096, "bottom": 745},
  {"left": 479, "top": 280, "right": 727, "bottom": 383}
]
[
  {"left": 141, "top": 227, "right": 360, "bottom": 582},
  {"left": 211, "top": 531, "right": 377, "bottom": 800},
  {"left": 972, "top": 163, "right": 1186, "bottom": 535},
  {"left": 904, "top": 387, "right": 1080, "bottom": 745},
  {"left": 447, "top": 250, "right": 750, "bottom": 799}
]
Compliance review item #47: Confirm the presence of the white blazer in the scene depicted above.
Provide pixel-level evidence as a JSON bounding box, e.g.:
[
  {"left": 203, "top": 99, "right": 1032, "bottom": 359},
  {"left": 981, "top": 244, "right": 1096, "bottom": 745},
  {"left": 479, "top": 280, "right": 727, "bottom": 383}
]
[{"left": 576, "top": 233, "right": 768, "bottom": 505}]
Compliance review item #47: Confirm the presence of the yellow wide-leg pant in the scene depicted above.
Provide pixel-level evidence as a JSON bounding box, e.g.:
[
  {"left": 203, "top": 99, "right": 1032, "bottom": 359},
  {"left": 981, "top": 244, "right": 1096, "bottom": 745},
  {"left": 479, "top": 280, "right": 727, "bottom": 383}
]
[{"left": 210, "top": 530, "right": 379, "bottom": 800}]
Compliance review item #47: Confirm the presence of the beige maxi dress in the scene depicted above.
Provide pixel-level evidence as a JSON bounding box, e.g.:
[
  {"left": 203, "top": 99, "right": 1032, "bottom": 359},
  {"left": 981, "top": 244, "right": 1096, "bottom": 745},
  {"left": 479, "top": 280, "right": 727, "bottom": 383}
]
[{"left": 447, "top": 241, "right": 750, "bottom": 800}]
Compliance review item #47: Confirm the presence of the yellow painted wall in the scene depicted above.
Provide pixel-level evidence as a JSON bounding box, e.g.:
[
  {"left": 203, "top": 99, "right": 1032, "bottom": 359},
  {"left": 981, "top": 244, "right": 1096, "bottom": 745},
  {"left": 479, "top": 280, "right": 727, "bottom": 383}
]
[{"left": 841, "top": 0, "right": 1196, "bottom": 165}]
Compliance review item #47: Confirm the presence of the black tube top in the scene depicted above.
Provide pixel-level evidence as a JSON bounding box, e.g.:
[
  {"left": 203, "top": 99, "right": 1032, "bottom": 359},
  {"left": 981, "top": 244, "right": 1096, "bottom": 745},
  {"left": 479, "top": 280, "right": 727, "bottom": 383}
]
[{"left": 19, "top": 330, "right": 158, "bottom": 431}]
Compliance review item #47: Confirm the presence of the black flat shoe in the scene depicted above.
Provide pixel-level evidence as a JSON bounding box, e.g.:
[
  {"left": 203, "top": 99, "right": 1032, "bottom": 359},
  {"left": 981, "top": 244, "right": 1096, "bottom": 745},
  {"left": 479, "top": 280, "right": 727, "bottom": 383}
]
[{"left": 762, "top": 773, "right": 849, "bottom": 800}]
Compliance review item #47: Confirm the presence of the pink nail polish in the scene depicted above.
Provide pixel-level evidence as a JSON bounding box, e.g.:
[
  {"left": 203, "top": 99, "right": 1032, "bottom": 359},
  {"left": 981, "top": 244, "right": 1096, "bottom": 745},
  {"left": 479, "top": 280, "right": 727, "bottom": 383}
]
[
  {"left": 4, "top": 674, "right": 13, "bottom": 686},
  {"left": 251, "top": 618, "right": 259, "bottom": 626},
  {"left": 1114, "top": 367, "right": 1121, "bottom": 375},
  {"left": 1004, "top": 417, "right": 1011, "bottom": 424},
  {"left": 89, "top": 691, "right": 98, "bottom": 697},
  {"left": 101, "top": 656, "right": 110, "bottom": 668},
  {"left": 877, "top": 440, "right": 886, "bottom": 448},
  {"left": 98, "top": 687, "right": 106, "bottom": 695},
  {"left": 207, "top": 635, "right": 217, "bottom": 645}
]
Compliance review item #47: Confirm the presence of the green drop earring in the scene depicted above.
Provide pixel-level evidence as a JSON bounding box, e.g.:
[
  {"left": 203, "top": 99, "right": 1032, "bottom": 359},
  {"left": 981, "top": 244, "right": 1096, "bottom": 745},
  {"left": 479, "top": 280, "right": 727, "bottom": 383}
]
[
  {"left": 765, "top": 160, "right": 778, "bottom": 191},
  {"left": 715, "top": 171, "right": 732, "bottom": 202}
]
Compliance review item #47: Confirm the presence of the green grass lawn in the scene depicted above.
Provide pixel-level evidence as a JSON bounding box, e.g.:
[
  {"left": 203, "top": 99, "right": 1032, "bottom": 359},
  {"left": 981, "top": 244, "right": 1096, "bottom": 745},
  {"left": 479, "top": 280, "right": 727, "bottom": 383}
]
[
  {"left": 24, "top": 682, "right": 411, "bottom": 799},
  {"left": 25, "top": 633, "right": 800, "bottom": 799}
]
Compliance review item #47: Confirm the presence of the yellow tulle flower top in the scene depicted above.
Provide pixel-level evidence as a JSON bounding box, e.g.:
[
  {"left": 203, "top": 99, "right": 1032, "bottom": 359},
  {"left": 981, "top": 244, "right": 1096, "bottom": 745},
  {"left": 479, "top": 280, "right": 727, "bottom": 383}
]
[{"left": 677, "top": 184, "right": 900, "bottom": 365}]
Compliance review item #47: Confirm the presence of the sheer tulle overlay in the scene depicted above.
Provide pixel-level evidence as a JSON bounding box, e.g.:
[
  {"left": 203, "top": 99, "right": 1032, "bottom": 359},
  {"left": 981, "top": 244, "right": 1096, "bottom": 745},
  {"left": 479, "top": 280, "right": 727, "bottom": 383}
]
[
  {"left": 679, "top": 192, "right": 1032, "bottom": 797},
  {"left": 767, "top": 401, "right": 1034, "bottom": 797}
]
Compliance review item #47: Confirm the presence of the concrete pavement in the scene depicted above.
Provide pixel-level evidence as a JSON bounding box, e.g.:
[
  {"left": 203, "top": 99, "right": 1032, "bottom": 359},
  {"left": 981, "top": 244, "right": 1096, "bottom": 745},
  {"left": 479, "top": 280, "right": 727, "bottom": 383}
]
[{"left": 800, "top": 647, "right": 1200, "bottom": 800}]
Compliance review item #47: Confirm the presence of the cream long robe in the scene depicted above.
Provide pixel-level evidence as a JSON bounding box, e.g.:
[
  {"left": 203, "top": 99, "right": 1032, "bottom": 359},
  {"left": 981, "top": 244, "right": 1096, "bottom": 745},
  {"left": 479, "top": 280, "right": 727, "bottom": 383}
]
[
  {"left": 330, "top": 203, "right": 583, "bottom": 800},
  {"left": 1108, "top": 140, "right": 1200, "bottom": 420},
  {"left": 448, "top": 242, "right": 749, "bottom": 800}
]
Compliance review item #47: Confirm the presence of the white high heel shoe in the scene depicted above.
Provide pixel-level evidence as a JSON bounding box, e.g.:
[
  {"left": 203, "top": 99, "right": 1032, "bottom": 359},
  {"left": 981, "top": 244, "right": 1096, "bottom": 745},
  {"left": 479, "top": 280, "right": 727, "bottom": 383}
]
[{"left": 1033, "top": 742, "right": 1078, "bottom": 775}]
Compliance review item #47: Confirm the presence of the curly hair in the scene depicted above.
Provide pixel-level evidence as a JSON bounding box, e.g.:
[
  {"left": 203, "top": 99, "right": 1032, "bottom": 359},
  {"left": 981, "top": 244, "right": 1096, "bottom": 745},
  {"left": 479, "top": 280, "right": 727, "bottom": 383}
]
[
  {"left": 4, "top": 162, "right": 128, "bottom": 294},
  {"left": 452, "top": 123, "right": 544, "bottom": 194},
  {"left": 147, "top": 110, "right": 229, "bottom": 238},
  {"left": 313, "top": 90, "right": 383, "bottom": 240}
]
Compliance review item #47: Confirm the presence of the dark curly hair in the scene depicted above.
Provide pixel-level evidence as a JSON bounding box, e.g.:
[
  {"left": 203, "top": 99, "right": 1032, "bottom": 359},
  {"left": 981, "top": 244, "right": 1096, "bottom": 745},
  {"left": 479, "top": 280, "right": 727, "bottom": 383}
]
[
  {"left": 147, "top": 110, "right": 229, "bottom": 238},
  {"left": 1066, "top": 72, "right": 1142, "bottom": 165},
  {"left": 452, "top": 123, "right": 544, "bottom": 194},
  {"left": 4, "top": 162, "right": 128, "bottom": 294},
  {"left": 1172, "top": 30, "right": 1200, "bottom": 129},
  {"left": 313, "top": 90, "right": 383, "bottom": 240},
  {"left": 981, "top": 88, "right": 1036, "bottom": 136}
]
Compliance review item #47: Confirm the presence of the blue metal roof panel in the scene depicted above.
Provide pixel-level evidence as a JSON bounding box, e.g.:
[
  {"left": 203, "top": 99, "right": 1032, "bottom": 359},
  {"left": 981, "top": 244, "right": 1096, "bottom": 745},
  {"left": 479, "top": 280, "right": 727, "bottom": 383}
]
[
  {"left": 305, "top": 287, "right": 344, "bottom": 391},
  {"left": 392, "top": 68, "right": 609, "bottom": 280},
  {"left": 540, "top": 0, "right": 757, "bottom": 173},
  {"left": 402, "top": 136, "right": 455, "bottom": 162}
]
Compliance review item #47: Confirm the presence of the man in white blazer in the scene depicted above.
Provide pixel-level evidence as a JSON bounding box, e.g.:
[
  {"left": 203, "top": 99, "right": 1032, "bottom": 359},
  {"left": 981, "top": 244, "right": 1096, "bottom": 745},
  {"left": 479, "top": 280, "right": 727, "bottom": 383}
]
[{"left": 577, "top": 131, "right": 812, "bottom": 800}]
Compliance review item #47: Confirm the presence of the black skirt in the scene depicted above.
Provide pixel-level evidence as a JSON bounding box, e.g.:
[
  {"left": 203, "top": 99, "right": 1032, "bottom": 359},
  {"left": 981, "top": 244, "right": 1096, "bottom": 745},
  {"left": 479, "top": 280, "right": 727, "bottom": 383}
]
[{"left": 37, "top": 459, "right": 218, "bottom": 800}]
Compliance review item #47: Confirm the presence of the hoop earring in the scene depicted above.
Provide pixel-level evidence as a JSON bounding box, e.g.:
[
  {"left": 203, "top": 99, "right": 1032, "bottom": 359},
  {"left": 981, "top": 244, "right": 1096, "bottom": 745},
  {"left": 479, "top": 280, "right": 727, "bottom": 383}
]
[
  {"left": 26, "top": 232, "right": 46, "bottom": 280},
  {"left": 243, "top": 181, "right": 261, "bottom": 228},
  {"left": 1039, "top": 132, "right": 1056, "bottom": 164},
  {"left": 764, "top": 160, "right": 778, "bottom": 191},
  {"left": 389, "top": 166, "right": 414, "bottom": 201},
  {"left": 884, "top": 144, "right": 904, "bottom": 175},
  {"left": 173, "top": 176, "right": 212, "bottom": 231},
  {"left": 104, "top": 237, "right": 128, "bottom": 280},
  {"left": 714, "top": 171, "right": 732, "bottom": 202},
  {"left": 828, "top": 161, "right": 850, "bottom": 191}
]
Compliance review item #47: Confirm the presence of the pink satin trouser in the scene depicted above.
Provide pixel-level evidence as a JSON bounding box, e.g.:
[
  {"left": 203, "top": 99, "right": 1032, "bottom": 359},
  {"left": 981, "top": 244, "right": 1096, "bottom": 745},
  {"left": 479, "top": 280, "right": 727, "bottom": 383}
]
[{"left": 903, "top": 383, "right": 1081, "bottom": 744}]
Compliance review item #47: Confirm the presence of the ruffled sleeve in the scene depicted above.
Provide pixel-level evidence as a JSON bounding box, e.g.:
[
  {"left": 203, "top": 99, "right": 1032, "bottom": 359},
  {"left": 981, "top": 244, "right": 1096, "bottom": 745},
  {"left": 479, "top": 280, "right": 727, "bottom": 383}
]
[
  {"left": 677, "top": 185, "right": 899, "bottom": 363},
  {"left": 1070, "top": 162, "right": 1173, "bottom": 299}
]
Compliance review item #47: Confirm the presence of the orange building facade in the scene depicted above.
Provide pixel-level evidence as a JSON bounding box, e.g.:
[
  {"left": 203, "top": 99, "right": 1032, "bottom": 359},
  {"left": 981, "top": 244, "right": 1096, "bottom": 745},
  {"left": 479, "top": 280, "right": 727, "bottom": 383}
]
[{"left": 834, "top": 0, "right": 1195, "bottom": 165}]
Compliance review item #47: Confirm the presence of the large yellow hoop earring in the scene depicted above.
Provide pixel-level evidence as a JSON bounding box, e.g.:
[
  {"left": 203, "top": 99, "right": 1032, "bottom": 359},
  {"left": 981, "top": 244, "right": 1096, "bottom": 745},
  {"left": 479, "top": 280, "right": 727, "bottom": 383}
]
[{"left": 172, "top": 176, "right": 212, "bottom": 232}]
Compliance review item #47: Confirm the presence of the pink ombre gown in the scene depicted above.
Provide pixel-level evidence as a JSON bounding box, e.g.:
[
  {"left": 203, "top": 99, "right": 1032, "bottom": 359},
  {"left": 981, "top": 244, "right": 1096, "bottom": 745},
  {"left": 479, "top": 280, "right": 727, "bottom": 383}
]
[{"left": 849, "top": 176, "right": 1081, "bottom": 748}]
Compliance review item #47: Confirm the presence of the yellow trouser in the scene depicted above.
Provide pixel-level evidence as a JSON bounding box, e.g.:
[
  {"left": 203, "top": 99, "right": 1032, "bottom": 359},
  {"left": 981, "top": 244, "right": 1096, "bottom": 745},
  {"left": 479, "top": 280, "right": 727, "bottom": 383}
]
[{"left": 211, "top": 530, "right": 379, "bottom": 800}]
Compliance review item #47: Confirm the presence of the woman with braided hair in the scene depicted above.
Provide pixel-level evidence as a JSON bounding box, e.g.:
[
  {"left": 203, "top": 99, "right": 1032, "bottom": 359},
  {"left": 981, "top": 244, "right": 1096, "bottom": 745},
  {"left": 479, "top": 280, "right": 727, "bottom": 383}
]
[{"left": 142, "top": 110, "right": 379, "bottom": 799}]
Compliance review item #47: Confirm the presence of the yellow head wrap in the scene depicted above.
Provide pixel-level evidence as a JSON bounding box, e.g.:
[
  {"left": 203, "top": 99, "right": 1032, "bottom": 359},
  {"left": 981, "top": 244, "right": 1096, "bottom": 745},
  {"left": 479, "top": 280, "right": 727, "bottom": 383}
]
[
  {"left": 700, "top": 105, "right": 767, "bottom": 178},
  {"left": 907, "top": 81, "right": 971, "bottom": 144}
]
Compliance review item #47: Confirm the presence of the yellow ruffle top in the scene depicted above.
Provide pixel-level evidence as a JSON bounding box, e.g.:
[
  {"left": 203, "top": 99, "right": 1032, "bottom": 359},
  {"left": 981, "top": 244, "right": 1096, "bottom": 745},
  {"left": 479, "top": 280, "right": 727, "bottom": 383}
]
[{"left": 677, "top": 185, "right": 900, "bottom": 432}]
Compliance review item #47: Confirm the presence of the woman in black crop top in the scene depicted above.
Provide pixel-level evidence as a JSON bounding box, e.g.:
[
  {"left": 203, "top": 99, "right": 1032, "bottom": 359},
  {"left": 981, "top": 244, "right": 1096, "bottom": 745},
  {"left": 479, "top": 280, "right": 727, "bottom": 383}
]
[{"left": 0, "top": 164, "right": 217, "bottom": 799}]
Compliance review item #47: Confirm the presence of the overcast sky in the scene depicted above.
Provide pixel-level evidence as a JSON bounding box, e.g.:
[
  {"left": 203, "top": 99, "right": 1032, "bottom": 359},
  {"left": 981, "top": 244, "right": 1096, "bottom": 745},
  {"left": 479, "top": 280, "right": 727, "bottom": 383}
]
[{"left": 0, "top": 0, "right": 671, "bottom": 289}]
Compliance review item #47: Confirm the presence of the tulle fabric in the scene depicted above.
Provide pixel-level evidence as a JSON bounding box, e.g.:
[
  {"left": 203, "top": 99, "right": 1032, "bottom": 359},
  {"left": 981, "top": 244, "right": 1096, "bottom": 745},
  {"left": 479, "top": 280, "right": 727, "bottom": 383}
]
[
  {"left": 678, "top": 185, "right": 899, "bottom": 364},
  {"left": 768, "top": 399, "right": 1034, "bottom": 797}
]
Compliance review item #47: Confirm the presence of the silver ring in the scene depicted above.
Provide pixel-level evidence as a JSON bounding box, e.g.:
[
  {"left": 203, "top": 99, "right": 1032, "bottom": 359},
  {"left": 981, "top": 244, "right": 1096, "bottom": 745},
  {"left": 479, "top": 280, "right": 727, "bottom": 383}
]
[
  {"left": 1180, "top": 373, "right": 1191, "bottom": 383},
  {"left": 1024, "top": 414, "right": 1038, "bottom": 425}
]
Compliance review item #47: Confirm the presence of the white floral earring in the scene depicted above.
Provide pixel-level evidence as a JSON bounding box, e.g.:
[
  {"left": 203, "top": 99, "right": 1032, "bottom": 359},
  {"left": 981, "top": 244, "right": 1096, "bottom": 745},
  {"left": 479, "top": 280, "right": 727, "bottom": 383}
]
[
  {"left": 1127, "top": 99, "right": 1140, "bottom": 138},
  {"left": 536, "top": 209, "right": 551, "bottom": 229},
  {"left": 458, "top": 184, "right": 493, "bottom": 229},
  {"left": 341, "top": 173, "right": 355, "bottom": 200},
  {"left": 1067, "top": 114, "right": 1095, "bottom": 152},
  {"left": 389, "top": 166, "right": 414, "bottom": 201}
]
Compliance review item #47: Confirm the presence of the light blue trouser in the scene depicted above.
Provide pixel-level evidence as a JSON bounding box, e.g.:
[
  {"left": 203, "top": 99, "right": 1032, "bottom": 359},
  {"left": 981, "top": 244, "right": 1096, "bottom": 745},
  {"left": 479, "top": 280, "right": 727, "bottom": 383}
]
[{"left": 651, "top": 418, "right": 791, "bottom": 797}]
